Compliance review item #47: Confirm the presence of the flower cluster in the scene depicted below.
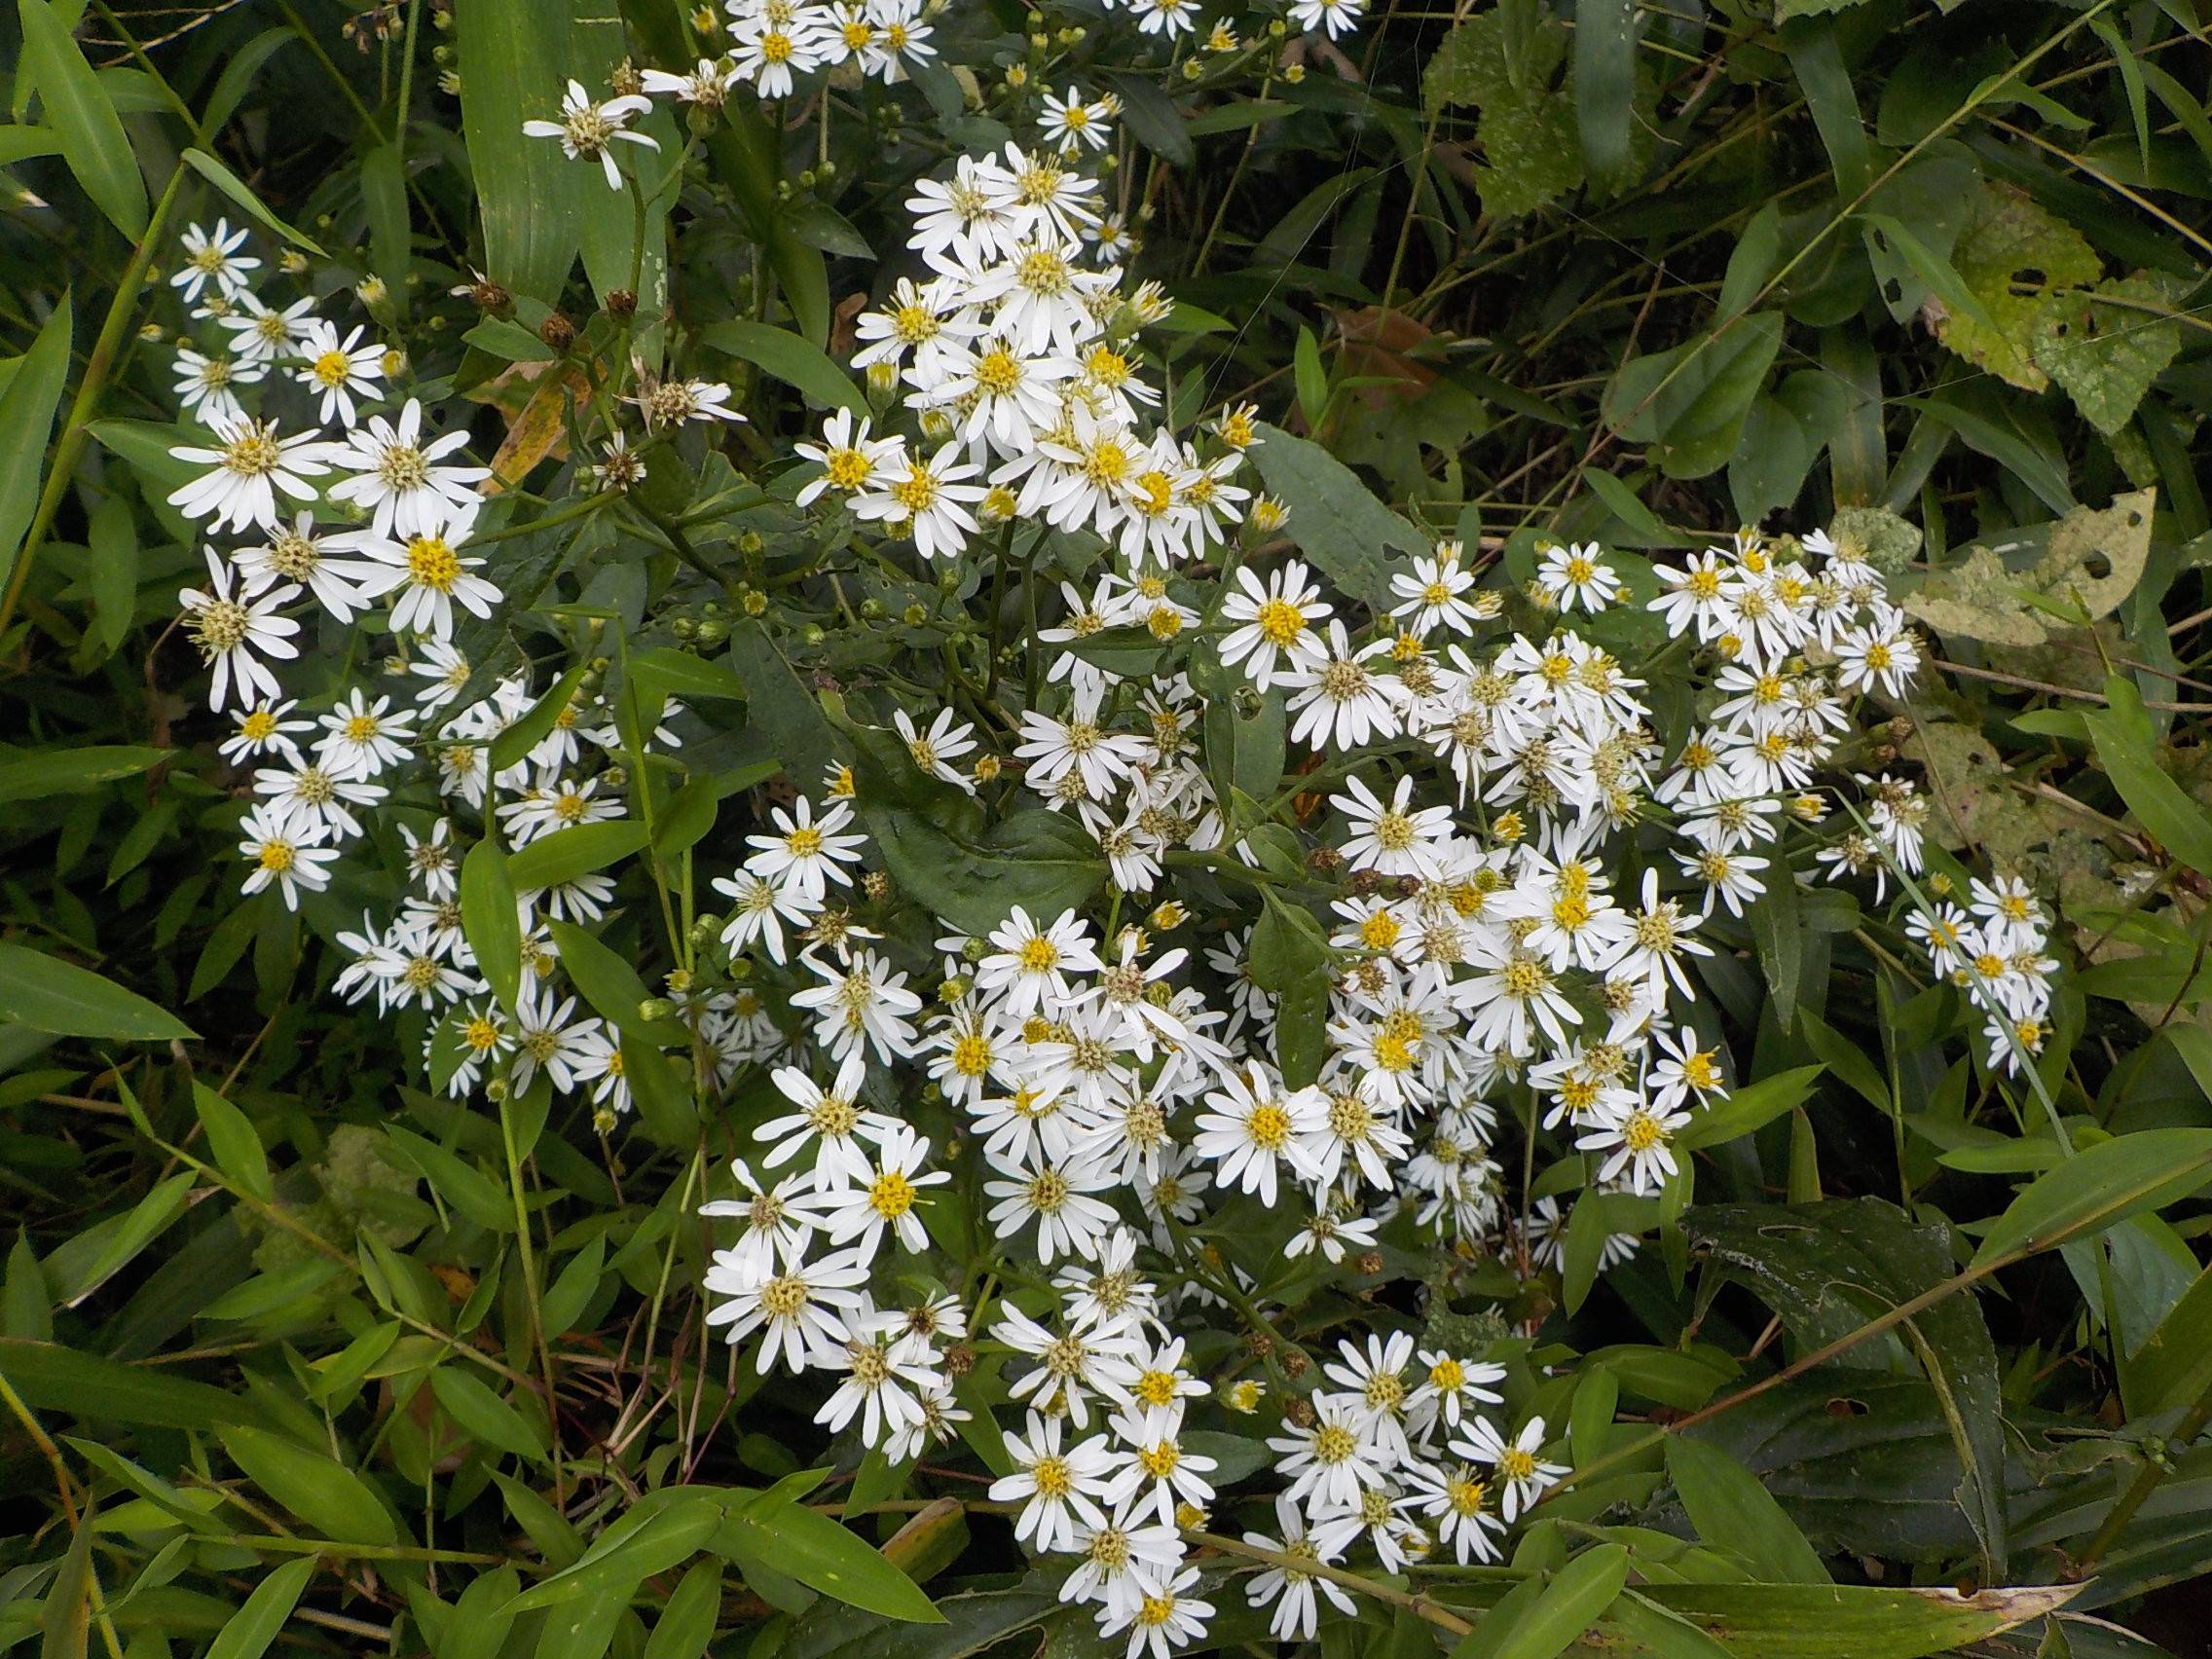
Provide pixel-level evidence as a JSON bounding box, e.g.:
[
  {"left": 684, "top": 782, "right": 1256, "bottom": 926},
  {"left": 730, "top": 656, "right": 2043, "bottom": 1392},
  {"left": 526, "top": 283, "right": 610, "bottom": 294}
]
[
  {"left": 1908, "top": 873, "right": 2060, "bottom": 1078},
  {"left": 518, "top": 0, "right": 1371, "bottom": 195},
  {"left": 160, "top": 89, "right": 1956, "bottom": 1659}
]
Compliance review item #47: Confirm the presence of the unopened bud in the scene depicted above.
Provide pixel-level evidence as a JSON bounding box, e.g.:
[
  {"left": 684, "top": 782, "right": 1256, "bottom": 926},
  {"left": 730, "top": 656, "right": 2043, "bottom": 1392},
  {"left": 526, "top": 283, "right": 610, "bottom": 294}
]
[{"left": 538, "top": 312, "right": 575, "bottom": 351}]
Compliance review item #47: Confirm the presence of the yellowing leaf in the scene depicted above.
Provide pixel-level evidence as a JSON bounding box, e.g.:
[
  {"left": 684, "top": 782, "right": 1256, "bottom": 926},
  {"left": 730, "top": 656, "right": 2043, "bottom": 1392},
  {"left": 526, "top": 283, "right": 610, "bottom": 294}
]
[
  {"left": 1929, "top": 182, "right": 2100, "bottom": 391},
  {"left": 2032, "top": 272, "right": 2184, "bottom": 437},
  {"left": 1902, "top": 489, "right": 2154, "bottom": 646},
  {"left": 1423, "top": 0, "right": 1584, "bottom": 219}
]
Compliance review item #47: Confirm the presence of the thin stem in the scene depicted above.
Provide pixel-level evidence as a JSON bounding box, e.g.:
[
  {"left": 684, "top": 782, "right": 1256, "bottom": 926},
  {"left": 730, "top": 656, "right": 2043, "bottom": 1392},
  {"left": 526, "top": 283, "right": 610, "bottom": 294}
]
[
  {"left": 500, "top": 1086, "right": 566, "bottom": 1506},
  {"left": 0, "top": 166, "right": 187, "bottom": 643},
  {"left": 2074, "top": 1380, "right": 2212, "bottom": 1574},
  {"left": 1183, "top": 1529, "right": 1474, "bottom": 1638}
]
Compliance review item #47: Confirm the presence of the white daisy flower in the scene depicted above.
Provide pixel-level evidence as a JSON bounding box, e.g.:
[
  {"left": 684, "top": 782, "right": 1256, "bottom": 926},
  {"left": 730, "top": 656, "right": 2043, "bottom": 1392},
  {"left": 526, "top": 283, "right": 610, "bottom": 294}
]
[
  {"left": 522, "top": 77, "right": 659, "bottom": 189},
  {"left": 293, "top": 319, "right": 387, "bottom": 426},
  {"left": 325, "top": 397, "right": 489, "bottom": 539},
  {"left": 168, "top": 414, "right": 332, "bottom": 535},
  {"left": 236, "top": 801, "right": 336, "bottom": 909},
  {"left": 177, "top": 547, "right": 300, "bottom": 711},
  {"left": 170, "top": 219, "right": 260, "bottom": 302}
]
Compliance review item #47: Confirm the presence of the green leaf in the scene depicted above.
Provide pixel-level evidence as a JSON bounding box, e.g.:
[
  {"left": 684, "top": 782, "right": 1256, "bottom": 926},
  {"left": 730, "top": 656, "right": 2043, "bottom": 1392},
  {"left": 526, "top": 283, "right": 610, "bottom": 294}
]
[
  {"left": 1692, "top": 1198, "right": 2008, "bottom": 1573},
  {"left": 698, "top": 319, "right": 863, "bottom": 415},
  {"left": 1677, "top": 1065, "right": 1827, "bottom": 1154},
  {"left": 361, "top": 141, "right": 410, "bottom": 306},
  {"left": 827, "top": 704, "right": 1103, "bottom": 937},
  {"left": 1569, "top": 1366, "right": 1618, "bottom": 1468},
  {"left": 83, "top": 492, "right": 137, "bottom": 661},
  {"left": 719, "top": 1503, "right": 943, "bottom": 1624},
  {"left": 61, "top": 1438, "right": 220, "bottom": 1530},
  {"left": 463, "top": 316, "right": 558, "bottom": 363},
  {"left": 0, "top": 745, "right": 164, "bottom": 800},
  {"left": 203, "top": 1557, "right": 315, "bottom": 1659},
  {"left": 455, "top": 0, "right": 589, "bottom": 301},
  {"left": 2084, "top": 674, "right": 2212, "bottom": 875},
  {"left": 1604, "top": 313, "right": 1785, "bottom": 482},
  {"left": 1719, "top": 203, "right": 1783, "bottom": 323},
  {"left": 1860, "top": 214, "right": 1993, "bottom": 337},
  {"left": 18, "top": 0, "right": 147, "bottom": 238},
  {"left": 539, "top": 1236, "right": 606, "bottom": 1335},
  {"left": 1798, "top": 1012, "right": 1890, "bottom": 1114},
  {"left": 434, "top": 1567, "right": 521, "bottom": 1659},
  {"left": 196, "top": 29, "right": 298, "bottom": 144},
  {"left": 1572, "top": 0, "right": 1634, "bottom": 190},
  {"left": 1784, "top": 17, "right": 1872, "bottom": 197},
  {"left": 1247, "top": 423, "right": 1429, "bottom": 617},
  {"left": 627, "top": 645, "right": 752, "bottom": 706},
  {"left": 430, "top": 1366, "right": 548, "bottom": 1462},
  {"left": 1665, "top": 1435, "right": 1831, "bottom": 1583},
  {"left": 192, "top": 1084, "right": 272, "bottom": 1203},
  {"left": 0, "top": 125, "right": 63, "bottom": 166},
  {"left": 547, "top": 920, "right": 681, "bottom": 1044},
  {"left": 1633, "top": 1582, "right": 2072, "bottom": 1659},
  {"left": 64, "top": 1170, "right": 195, "bottom": 1300},
  {"left": 2126, "top": 1256, "right": 2212, "bottom": 1416},
  {"left": 507, "top": 1492, "right": 729, "bottom": 1611},
  {"left": 218, "top": 1424, "right": 400, "bottom": 1546},
  {"left": 180, "top": 149, "right": 326, "bottom": 255},
  {"left": 1971, "top": 1129, "right": 2212, "bottom": 1271},
  {"left": 200, "top": 1259, "right": 346, "bottom": 1323},
  {"left": 0, "top": 1337, "right": 257, "bottom": 1428},
  {"left": 0, "top": 293, "right": 72, "bottom": 585},
  {"left": 1455, "top": 1543, "right": 1629, "bottom": 1659},
  {"left": 1294, "top": 326, "right": 1328, "bottom": 431},
  {"left": 0, "top": 942, "right": 195, "bottom": 1040},
  {"left": 490, "top": 662, "right": 590, "bottom": 774},
  {"left": 1248, "top": 890, "right": 1332, "bottom": 1088},
  {"left": 461, "top": 839, "right": 523, "bottom": 1014},
  {"left": 1561, "top": 1186, "right": 1612, "bottom": 1314},
  {"left": 40, "top": 1479, "right": 93, "bottom": 1659},
  {"left": 507, "top": 823, "right": 651, "bottom": 892},
  {"left": 384, "top": 1124, "right": 516, "bottom": 1235},
  {"left": 642, "top": 1561, "right": 722, "bottom": 1659},
  {"left": 1102, "top": 71, "right": 1193, "bottom": 166},
  {"left": 1745, "top": 865, "right": 1802, "bottom": 1032}
]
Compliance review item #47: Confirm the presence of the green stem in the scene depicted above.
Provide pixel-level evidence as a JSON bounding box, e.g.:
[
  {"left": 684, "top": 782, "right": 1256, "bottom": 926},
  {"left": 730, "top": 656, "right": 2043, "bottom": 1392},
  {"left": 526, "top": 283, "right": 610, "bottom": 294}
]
[
  {"left": 2074, "top": 1379, "right": 2212, "bottom": 1575},
  {"left": 0, "top": 166, "right": 186, "bottom": 644},
  {"left": 498, "top": 1086, "right": 565, "bottom": 1505}
]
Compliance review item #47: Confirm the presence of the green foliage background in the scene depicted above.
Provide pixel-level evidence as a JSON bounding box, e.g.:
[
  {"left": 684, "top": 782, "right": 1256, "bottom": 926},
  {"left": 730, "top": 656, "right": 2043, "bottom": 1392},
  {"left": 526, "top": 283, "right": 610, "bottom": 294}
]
[{"left": 2, "top": 0, "right": 2212, "bottom": 1654}]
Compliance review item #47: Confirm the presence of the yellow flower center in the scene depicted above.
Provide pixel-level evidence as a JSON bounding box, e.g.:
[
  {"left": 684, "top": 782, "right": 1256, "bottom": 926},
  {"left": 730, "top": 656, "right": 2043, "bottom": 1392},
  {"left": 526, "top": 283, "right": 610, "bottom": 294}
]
[
  {"left": 1254, "top": 597, "right": 1305, "bottom": 647},
  {"left": 406, "top": 536, "right": 460, "bottom": 592},
  {"left": 868, "top": 1170, "right": 916, "bottom": 1219}
]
